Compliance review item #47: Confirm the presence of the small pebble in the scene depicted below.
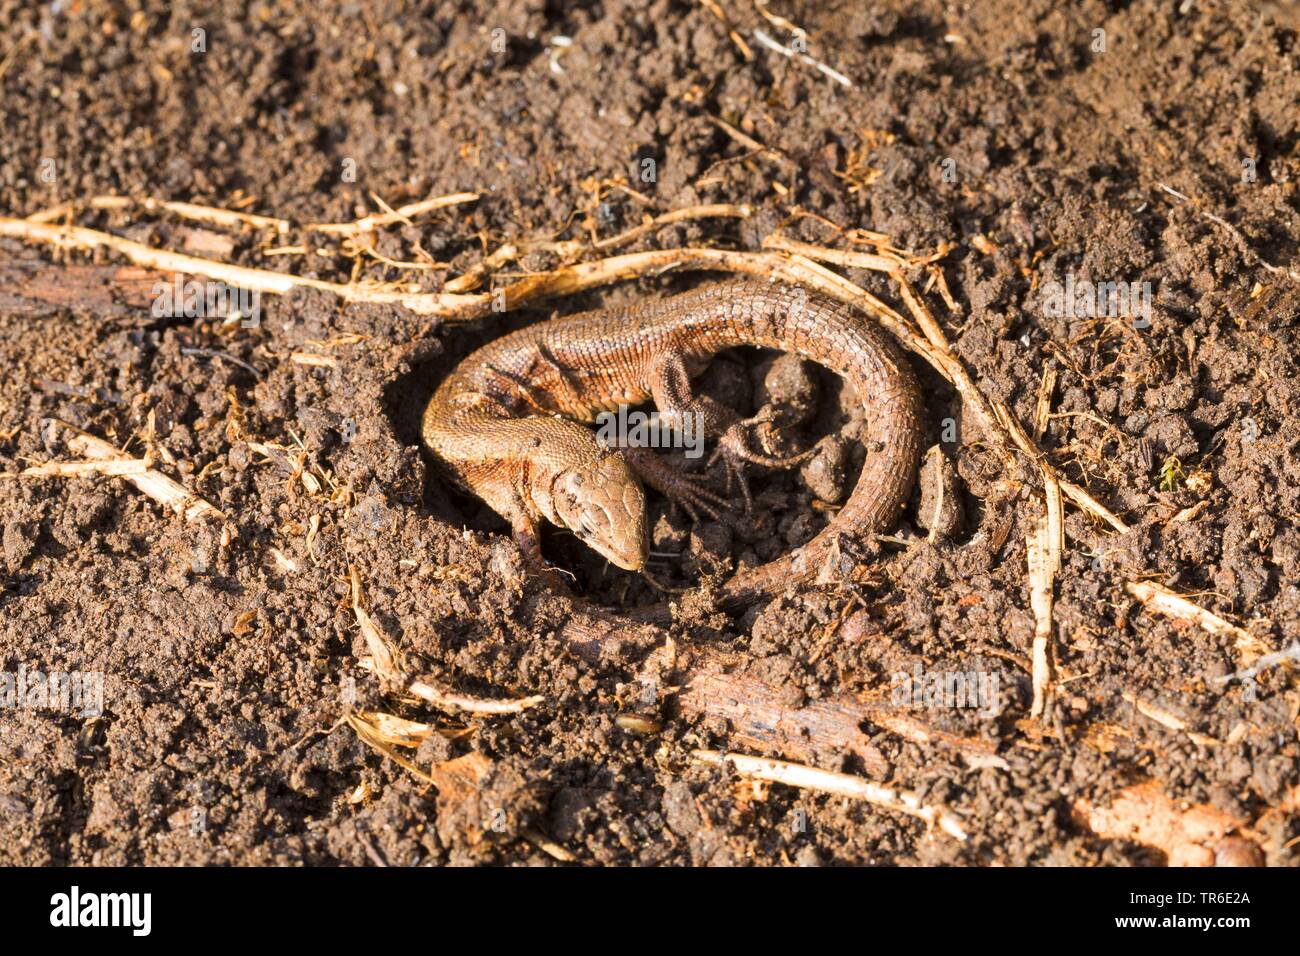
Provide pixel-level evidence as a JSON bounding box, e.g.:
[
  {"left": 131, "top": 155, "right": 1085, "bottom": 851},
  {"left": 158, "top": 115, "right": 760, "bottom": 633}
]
[
  {"left": 759, "top": 353, "right": 818, "bottom": 425},
  {"left": 800, "top": 435, "right": 850, "bottom": 503},
  {"left": 1213, "top": 836, "right": 1264, "bottom": 867},
  {"left": 795, "top": 846, "right": 823, "bottom": 867},
  {"left": 784, "top": 511, "right": 821, "bottom": 547}
]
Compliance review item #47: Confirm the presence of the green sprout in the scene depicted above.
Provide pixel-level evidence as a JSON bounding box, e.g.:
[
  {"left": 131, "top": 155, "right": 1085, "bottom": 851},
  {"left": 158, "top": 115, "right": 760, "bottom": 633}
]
[{"left": 1157, "top": 455, "right": 1186, "bottom": 492}]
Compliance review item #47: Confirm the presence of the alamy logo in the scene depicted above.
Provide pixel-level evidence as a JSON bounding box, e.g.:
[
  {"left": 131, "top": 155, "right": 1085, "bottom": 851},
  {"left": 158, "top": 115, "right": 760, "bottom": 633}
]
[
  {"left": 152, "top": 275, "right": 260, "bottom": 327},
  {"left": 594, "top": 405, "right": 704, "bottom": 458},
  {"left": 891, "top": 663, "right": 1000, "bottom": 717},
  {"left": 0, "top": 666, "right": 102, "bottom": 717},
  {"left": 49, "top": 886, "right": 151, "bottom": 936},
  {"left": 1040, "top": 271, "right": 1152, "bottom": 328}
]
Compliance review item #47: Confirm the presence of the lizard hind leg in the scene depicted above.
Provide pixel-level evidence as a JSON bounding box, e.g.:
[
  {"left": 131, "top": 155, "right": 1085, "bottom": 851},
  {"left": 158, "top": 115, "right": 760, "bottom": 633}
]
[
  {"left": 712, "top": 407, "right": 819, "bottom": 469},
  {"left": 645, "top": 352, "right": 813, "bottom": 514}
]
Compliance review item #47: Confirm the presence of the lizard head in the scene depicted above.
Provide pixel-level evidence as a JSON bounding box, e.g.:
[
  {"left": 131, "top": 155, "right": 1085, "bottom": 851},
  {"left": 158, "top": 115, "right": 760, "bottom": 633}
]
[{"left": 545, "top": 449, "right": 648, "bottom": 572}]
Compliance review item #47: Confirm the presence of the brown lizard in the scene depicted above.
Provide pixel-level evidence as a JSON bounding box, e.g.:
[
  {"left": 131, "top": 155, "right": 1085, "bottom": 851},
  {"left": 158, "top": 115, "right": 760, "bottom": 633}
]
[{"left": 422, "top": 280, "right": 925, "bottom": 608}]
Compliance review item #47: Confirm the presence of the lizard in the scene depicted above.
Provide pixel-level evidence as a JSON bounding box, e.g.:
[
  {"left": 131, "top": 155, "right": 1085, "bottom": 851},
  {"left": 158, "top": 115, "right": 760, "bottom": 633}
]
[{"left": 421, "top": 279, "right": 925, "bottom": 609}]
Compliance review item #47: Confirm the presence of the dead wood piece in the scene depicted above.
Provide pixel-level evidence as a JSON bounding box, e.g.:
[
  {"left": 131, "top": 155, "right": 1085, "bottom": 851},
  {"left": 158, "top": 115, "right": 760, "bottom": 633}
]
[
  {"left": 676, "top": 660, "right": 890, "bottom": 777},
  {"left": 1073, "top": 780, "right": 1258, "bottom": 866},
  {"left": 1126, "top": 580, "right": 1270, "bottom": 662},
  {"left": 557, "top": 609, "right": 998, "bottom": 773},
  {"left": 0, "top": 260, "right": 159, "bottom": 318}
]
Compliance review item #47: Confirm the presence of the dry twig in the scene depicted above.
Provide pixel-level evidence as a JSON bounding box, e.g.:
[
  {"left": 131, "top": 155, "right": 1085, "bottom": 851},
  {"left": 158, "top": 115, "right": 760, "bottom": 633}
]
[
  {"left": 6, "top": 419, "right": 223, "bottom": 522},
  {"left": 695, "top": 749, "right": 968, "bottom": 841},
  {"left": 1126, "top": 580, "right": 1270, "bottom": 661}
]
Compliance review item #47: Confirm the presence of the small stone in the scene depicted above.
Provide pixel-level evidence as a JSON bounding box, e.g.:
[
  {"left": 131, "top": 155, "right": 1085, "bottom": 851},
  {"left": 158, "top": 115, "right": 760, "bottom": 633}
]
[
  {"left": 1213, "top": 836, "right": 1264, "bottom": 867},
  {"left": 800, "top": 435, "right": 850, "bottom": 504},
  {"left": 795, "top": 845, "right": 823, "bottom": 867},
  {"left": 759, "top": 354, "right": 818, "bottom": 425},
  {"left": 916, "top": 444, "right": 965, "bottom": 539},
  {"left": 785, "top": 511, "right": 821, "bottom": 547}
]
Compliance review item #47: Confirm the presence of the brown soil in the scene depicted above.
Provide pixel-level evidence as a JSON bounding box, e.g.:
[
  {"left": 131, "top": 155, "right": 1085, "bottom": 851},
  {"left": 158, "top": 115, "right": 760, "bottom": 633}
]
[{"left": 1, "top": 0, "right": 1298, "bottom": 866}]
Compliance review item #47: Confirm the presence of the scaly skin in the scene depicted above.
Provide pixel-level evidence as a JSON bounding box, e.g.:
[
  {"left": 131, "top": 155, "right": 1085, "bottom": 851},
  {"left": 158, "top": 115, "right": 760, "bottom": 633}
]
[{"left": 422, "top": 280, "right": 925, "bottom": 608}]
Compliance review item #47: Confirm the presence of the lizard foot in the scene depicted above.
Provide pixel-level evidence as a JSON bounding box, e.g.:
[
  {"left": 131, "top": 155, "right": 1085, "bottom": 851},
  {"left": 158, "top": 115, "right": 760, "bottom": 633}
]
[
  {"left": 664, "top": 470, "right": 732, "bottom": 523},
  {"left": 513, "top": 520, "right": 576, "bottom": 596},
  {"left": 708, "top": 409, "right": 817, "bottom": 511}
]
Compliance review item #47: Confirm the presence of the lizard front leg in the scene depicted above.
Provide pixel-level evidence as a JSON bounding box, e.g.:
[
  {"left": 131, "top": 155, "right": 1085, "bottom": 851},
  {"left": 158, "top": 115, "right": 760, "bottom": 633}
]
[
  {"left": 620, "top": 445, "right": 731, "bottom": 523},
  {"left": 448, "top": 454, "right": 574, "bottom": 591},
  {"left": 510, "top": 510, "right": 575, "bottom": 594}
]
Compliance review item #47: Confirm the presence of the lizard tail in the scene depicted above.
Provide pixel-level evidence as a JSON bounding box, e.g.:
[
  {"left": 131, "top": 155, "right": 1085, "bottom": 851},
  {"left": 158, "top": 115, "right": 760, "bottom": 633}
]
[{"left": 681, "top": 281, "right": 927, "bottom": 609}]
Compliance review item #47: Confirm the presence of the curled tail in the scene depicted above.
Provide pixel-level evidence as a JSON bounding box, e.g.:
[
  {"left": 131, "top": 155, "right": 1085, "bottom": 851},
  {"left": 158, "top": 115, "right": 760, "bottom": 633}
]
[{"left": 682, "top": 282, "right": 925, "bottom": 607}]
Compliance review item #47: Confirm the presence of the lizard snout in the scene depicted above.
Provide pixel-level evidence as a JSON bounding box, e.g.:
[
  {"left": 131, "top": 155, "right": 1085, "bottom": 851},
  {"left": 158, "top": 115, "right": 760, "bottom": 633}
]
[{"left": 550, "top": 454, "right": 648, "bottom": 572}]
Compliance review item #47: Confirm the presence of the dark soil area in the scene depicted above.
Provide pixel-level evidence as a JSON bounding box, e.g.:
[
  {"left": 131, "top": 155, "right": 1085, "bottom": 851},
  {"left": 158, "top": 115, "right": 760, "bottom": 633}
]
[{"left": 1, "top": 0, "right": 1297, "bottom": 865}]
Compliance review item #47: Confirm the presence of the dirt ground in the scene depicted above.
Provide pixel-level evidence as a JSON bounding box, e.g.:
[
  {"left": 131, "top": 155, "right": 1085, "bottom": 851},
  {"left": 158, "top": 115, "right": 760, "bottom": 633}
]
[{"left": 1, "top": 0, "right": 1298, "bottom": 866}]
